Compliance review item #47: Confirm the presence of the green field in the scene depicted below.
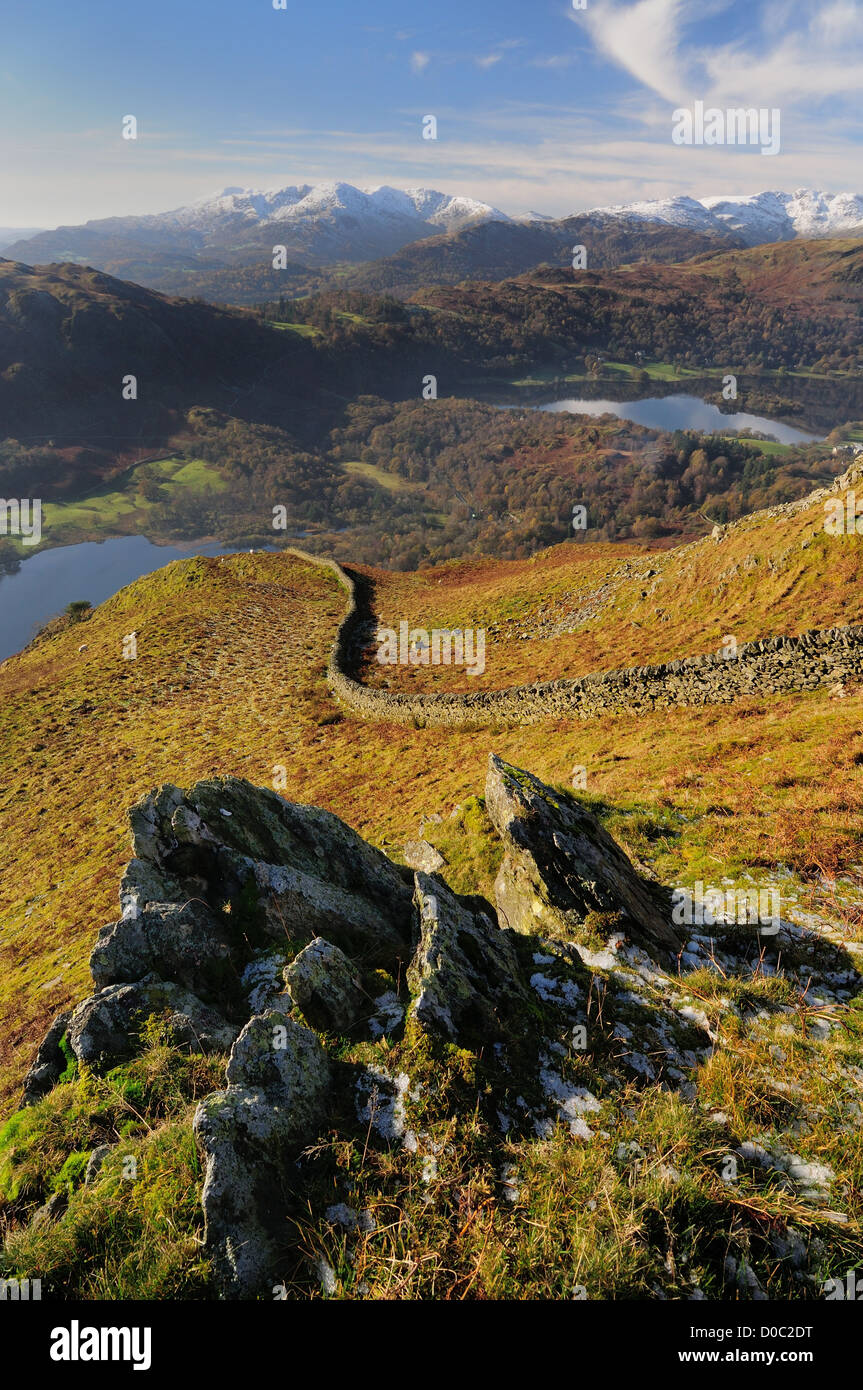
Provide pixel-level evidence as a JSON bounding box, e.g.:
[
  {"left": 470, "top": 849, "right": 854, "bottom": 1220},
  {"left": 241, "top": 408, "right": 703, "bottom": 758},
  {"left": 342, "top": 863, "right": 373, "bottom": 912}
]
[
  {"left": 342, "top": 460, "right": 420, "bottom": 494},
  {"left": 5, "top": 455, "right": 229, "bottom": 556},
  {"left": 715, "top": 435, "right": 794, "bottom": 456},
  {"left": 265, "top": 319, "right": 322, "bottom": 338}
]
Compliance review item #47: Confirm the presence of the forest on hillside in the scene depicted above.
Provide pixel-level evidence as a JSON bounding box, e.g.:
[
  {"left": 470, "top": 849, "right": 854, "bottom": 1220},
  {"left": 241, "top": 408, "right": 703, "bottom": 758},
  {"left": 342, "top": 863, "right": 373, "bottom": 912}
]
[{"left": 1, "top": 399, "right": 831, "bottom": 572}]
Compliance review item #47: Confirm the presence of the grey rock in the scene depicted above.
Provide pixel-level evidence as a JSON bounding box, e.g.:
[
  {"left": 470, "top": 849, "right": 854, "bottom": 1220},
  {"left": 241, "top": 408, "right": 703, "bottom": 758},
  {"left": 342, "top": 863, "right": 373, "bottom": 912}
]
[
  {"left": 195, "top": 1015, "right": 331, "bottom": 1296},
  {"left": 403, "top": 839, "right": 446, "bottom": 874},
  {"left": 126, "top": 776, "right": 414, "bottom": 969},
  {"left": 20, "top": 1009, "right": 73, "bottom": 1106},
  {"left": 408, "top": 873, "right": 530, "bottom": 1045},
  {"left": 284, "top": 937, "right": 366, "bottom": 1033},
  {"left": 485, "top": 755, "right": 681, "bottom": 957},
  {"left": 68, "top": 977, "right": 238, "bottom": 1068},
  {"left": 32, "top": 1189, "right": 69, "bottom": 1228},
  {"left": 84, "top": 1144, "right": 112, "bottom": 1184},
  {"left": 90, "top": 899, "right": 237, "bottom": 1005}
]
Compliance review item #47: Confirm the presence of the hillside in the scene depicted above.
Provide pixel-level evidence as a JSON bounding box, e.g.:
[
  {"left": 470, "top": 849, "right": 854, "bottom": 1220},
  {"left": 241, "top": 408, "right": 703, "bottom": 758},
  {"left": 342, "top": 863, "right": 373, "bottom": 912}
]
[
  {"left": 0, "top": 468, "right": 861, "bottom": 1301},
  {"left": 0, "top": 259, "right": 309, "bottom": 443},
  {"left": 1, "top": 471, "right": 861, "bottom": 1107},
  {"left": 2, "top": 241, "right": 862, "bottom": 574},
  {"left": 170, "top": 218, "right": 740, "bottom": 306}
]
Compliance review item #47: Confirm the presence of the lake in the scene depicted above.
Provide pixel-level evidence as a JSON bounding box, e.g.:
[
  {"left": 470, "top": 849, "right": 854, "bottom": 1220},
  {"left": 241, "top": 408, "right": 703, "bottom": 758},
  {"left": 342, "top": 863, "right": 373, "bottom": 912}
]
[
  {"left": 536, "top": 393, "right": 821, "bottom": 445},
  {"left": 0, "top": 535, "right": 247, "bottom": 664}
]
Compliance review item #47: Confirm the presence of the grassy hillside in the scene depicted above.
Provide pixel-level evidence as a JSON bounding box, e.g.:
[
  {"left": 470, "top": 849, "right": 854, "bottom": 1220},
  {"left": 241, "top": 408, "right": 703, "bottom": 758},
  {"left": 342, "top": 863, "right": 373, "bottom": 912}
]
[
  {"left": 360, "top": 478, "right": 863, "bottom": 690},
  {"left": 1, "top": 474, "right": 862, "bottom": 1300},
  {"left": 1, "top": 482, "right": 861, "bottom": 1121}
]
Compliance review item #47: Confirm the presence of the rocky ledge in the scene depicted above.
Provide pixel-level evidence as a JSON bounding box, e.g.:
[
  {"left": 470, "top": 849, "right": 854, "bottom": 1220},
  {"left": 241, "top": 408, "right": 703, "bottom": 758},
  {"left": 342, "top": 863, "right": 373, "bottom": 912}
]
[{"left": 21, "top": 756, "right": 860, "bottom": 1297}]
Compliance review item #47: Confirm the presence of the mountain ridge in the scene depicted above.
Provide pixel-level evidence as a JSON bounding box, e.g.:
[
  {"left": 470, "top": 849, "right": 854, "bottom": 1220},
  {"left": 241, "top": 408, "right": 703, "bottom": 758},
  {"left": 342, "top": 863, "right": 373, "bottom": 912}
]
[{"left": 4, "top": 186, "right": 862, "bottom": 305}]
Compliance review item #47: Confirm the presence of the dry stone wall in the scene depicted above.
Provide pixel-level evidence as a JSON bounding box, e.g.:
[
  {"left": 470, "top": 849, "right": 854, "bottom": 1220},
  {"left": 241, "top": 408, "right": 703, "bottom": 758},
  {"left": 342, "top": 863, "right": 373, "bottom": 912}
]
[{"left": 284, "top": 548, "right": 863, "bottom": 727}]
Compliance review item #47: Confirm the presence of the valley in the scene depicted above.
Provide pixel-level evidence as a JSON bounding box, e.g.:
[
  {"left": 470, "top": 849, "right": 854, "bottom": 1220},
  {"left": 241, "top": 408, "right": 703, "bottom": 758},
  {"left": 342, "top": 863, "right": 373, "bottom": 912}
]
[
  {"left": 1, "top": 466, "right": 861, "bottom": 1300},
  {"left": 2, "top": 161, "right": 863, "bottom": 1312}
]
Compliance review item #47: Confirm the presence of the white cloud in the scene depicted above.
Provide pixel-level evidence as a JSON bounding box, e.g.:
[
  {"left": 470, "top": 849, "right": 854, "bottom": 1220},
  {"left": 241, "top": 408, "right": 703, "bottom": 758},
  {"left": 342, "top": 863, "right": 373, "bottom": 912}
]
[
  {"left": 410, "top": 51, "right": 430, "bottom": 74},
  {"left": 579, "top": 0, "right": 689, "bottom": 103},
  {"left": 578, "top": 0, "right": 863, "bottom": 113},
  {"left": 476, "top": 53, "right": 502, "bottom": 69}
]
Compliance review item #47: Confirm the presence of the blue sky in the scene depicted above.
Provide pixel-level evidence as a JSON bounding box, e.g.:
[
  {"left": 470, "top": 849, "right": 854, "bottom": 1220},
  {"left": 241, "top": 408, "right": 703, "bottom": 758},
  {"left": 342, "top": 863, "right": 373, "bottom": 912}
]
[{"left": 3, "top": 0, "right": 861, "bottom": 225}]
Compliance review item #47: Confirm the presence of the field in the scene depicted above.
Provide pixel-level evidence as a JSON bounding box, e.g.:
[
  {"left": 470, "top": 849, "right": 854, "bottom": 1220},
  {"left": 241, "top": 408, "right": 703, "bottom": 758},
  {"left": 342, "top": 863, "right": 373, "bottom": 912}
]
[
  {"left": 342, "top": 460, "right": 422, "bottom": 494},
  {"left": 1, "top": 455, "right": 230, "bottom": 557}
]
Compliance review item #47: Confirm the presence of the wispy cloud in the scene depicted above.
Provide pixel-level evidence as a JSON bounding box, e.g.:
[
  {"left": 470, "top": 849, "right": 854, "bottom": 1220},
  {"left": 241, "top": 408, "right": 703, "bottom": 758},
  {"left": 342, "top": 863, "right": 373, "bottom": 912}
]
[
  {"left": 576, "top": 0, "right": 863, "bottom": 110},
  {"left": 410, "top": 51, "right": 430, "bottom": 74},
  {"left": 578, "top": 0, "right": 689, "bottom": 103}
]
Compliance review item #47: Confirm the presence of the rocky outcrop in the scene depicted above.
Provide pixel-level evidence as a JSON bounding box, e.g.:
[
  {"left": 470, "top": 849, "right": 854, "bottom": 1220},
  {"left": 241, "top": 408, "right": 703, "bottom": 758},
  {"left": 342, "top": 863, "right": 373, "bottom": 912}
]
[
  {"left": 68, "top": 977, "right": 239, "bottom": 1067},
  {"left": 284, "top": 938, "right": 367, "bottom": 1034},
  {"left": 22, "top": 774, "right": 414, "bottom": 1097},
  {"left": 121, "top": 775, "right": 415, "bottom": 970},
  {"left": 19, "top": 761, "right": 753, "bottom": 1295},
  {"left": 90, "top": 899, "right": 237, "bottom": 1003},
  {"left": 195, "top": 1016, "right": 331, "bottom": 1296},
  {"left": 485, "top": 754, "right": 681, "bottom": 957},
  {"left": 20, "top": 1009, "right": 73, "bottom": 1106},
  {"left": 409, "top": 873, "right": 530, "bottom": 1046}
]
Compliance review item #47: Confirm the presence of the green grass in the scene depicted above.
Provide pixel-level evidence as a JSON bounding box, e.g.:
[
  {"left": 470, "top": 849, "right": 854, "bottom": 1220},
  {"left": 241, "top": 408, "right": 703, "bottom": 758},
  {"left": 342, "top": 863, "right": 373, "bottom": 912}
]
[
  {"left": 3, "top": 455, "right": 230, "bottom": 556},
  {"left": 266, "top": 320, "right": 322, "bottom": 338},
  {"left": 715, "top": 435, "right": 794, "bottom": 456},
  {"left": 0, "top": 1017, "right": 224, "bottom": 1297},
  {"left": 342, "top": 461, "right": 421, "bottom": 495}
]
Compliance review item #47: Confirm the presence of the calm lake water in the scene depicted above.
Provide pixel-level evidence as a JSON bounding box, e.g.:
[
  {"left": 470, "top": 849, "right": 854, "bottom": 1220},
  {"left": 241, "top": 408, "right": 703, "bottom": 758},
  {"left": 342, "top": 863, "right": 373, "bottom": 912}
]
[
  {"left": 537, "top": 394, "right": 821, "bottom": 446},
  {"left": 0, "top": 535, "right": 245, "bottom": 664}
]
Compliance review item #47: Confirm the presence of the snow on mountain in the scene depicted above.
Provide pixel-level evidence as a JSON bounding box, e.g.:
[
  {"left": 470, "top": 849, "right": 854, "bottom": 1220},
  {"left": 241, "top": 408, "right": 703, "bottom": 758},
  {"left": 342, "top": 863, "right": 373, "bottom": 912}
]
[
  {"left": 141, "top": 182, "right": 509, "bottom": 237},
  {"left": 140, "top": 184, "right": 863, "bottom": 245},
  {"left": 586, "top": 196, "right": 719, "bottom": 233},
  {"left": 585, "top": 190, "right": 863, "bottom": 245}
]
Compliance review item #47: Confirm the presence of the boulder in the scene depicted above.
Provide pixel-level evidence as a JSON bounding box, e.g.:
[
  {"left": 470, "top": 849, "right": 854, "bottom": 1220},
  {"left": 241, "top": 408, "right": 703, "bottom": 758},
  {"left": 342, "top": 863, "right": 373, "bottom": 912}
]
[
  {"left": 195, "top": 1015, "right": 331, "bottom": 1296},
  {"left": 485, "top": 754, "right": 681, "bottom": 958},
  {"left": 125, "top": 776, "right": 415, "bottom": 969},
  {"left": 403, "top": 839, "right": 446, "bottom": 874},
  {"left": 20, "top": 1009, "right": 73, "bottom": 1107},
  {"left": 284, "top": 937, "right": 367, "bottom": 1033},
  {"left": 408, "top": 873, "right": 531, "bottom": 1045},
  {"left": 89, "top": 898, "right": 239, "bottom": 1007},
  {"left": 67, "top": 976, "right": 238, "bottom": 1068},
  {"left": 84, "top": 1144, "right": 112, "bottom": 1184}
]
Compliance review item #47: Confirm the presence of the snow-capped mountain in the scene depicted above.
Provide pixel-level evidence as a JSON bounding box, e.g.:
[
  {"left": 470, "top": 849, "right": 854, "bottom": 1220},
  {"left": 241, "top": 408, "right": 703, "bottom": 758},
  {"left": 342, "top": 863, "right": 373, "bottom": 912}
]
[
  {"left": 81, "top": 181, "right": 509, "bottom": 241},
  {"left": 4, "top": 184, "right": 860, "bottom": 306},
  {"left": 583, "top": 190, "right": 863, "bottom": 246},
  {"left": 2, "top": 182, "right": 510, "bottom": 276}
]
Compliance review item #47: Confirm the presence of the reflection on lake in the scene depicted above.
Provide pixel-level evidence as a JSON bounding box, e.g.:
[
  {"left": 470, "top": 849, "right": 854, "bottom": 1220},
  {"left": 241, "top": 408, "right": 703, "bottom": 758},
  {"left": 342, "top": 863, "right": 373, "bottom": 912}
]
[
  {"left": 0, "top": 535, "right": 247, "bottom": 664},
  {"left": 537, "top": 393, "right": 821, "bottom": 446}
]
